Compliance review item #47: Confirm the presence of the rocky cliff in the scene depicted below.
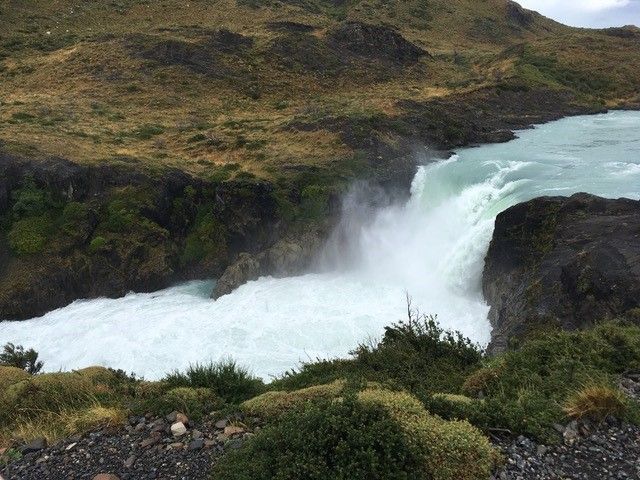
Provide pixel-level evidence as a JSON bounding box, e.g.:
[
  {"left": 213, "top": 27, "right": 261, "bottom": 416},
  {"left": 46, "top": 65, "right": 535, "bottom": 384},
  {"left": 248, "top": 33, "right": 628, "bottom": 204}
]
[{"left": 483, "top": 193, "right": 640, "bottom": 353}]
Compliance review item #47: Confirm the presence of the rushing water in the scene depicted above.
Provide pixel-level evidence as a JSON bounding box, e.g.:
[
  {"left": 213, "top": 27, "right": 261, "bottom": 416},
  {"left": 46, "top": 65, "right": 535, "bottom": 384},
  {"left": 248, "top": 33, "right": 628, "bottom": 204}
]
[{"left": 1, "top": 111, "right": 639, "bottom": 380}]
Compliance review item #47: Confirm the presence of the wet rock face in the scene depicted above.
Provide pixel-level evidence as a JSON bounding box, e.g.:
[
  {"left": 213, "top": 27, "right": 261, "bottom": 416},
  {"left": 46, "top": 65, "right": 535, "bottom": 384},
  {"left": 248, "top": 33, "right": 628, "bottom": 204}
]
[
  {"left": 483, "top": 193, "right": 640, "bottom": 353},
  {"left": 0, "top": 154, "right": 280, "bottom": 320},
  {"left": 211, "top": 229, "right": 323, "bottom": 299},
  {"left": 328, "top": 21, "right": 427, "bottom": 65}
]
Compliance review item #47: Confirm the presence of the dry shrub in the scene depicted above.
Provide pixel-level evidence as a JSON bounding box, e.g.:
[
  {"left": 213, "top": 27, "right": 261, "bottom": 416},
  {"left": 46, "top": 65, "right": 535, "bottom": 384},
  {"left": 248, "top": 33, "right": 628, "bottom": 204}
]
[{"left": 563, "top": 382, "right": 627, "bottom": 421}]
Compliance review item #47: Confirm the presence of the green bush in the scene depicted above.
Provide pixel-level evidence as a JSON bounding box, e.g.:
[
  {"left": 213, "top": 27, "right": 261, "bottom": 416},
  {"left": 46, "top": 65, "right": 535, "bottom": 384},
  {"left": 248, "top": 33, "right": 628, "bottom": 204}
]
[
  {"left": 0, "top": 343, "right": 43, "bottom": 374},
  {"left": 8, "top": 215, "right": 53, "bottom": 254},
  {"left": 10, "top": 178, "right": 56, "bottom": 220},
  {"left": 211, "top": 399, "right": 423, "bottom": 480},
  {"left": 456, "top": 322, "right": 640, "bottom": 441},
  {"left": 217, "top": 387, "right": 496, "bottom": 480},
  {"left": 273, "top": 308, "right": 482, "bottom": 395},
  {"left": 163, "top": 359, "right": 264, "bottom": 404},
  {"left": 242, "top": 380, "right": 345, "bottom": 418}
]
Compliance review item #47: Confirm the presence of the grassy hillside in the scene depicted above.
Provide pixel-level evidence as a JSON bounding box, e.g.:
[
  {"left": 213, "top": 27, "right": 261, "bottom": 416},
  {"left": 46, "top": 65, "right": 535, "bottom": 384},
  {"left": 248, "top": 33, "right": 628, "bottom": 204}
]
[{"left": 0, "top": 0, "right": 638, "bottom": 186}]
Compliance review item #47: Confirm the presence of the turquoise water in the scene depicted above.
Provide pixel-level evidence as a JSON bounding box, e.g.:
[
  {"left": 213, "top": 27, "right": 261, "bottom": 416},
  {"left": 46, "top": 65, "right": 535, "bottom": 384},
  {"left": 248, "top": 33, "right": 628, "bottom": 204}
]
[{"left": 1, "top": 111, "right": 639, "bottom": 379}]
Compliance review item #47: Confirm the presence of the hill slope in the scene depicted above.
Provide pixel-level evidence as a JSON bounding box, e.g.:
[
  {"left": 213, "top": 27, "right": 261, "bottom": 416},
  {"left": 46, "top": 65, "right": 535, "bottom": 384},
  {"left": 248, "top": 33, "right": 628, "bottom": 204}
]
[{"left": 0, "top": 0, "right": 639, "bottom": 318}]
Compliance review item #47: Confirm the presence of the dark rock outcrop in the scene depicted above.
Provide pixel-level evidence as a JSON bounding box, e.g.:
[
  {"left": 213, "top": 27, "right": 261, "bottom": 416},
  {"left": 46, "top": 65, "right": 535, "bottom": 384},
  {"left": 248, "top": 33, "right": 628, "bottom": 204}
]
[
  {"left": 483, "top": 193, "right": 640, "bottom": 354},
  {"left": 0, "top": 154, "right": 280, "bottom": 320},
  {"left": 327, "top": 21, "right": 428, "bottom": 65},
  {"left": 212, "top": 229, "right": 323, "bottom": 299}
]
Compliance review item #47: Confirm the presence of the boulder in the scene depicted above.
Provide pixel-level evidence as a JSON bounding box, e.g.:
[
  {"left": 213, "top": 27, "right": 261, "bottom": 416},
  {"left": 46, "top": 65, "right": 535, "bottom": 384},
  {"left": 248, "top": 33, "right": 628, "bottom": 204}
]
[
  {"left": 327, "top": 21, "right": 427, "bottom": 65},
  {"left": 212, "top": 230, "right": 322, "bottom": 299},
  {"left": 483, "top": 193, "right": 640, "bottom": 353}
]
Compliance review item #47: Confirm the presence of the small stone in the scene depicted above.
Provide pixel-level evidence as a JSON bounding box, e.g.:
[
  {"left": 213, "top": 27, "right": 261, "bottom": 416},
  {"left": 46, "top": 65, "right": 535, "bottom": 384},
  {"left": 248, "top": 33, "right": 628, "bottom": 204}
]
[
  {"left": 140, "top": 435, "right": 160, "bottom": 448},
  {"left": 189, "top": 438, "right": 204, "bottom": 450},
  {"left": 93, "top": 475, "right": 120, "bottom": 480},
  {"left": 215, "top": 419, "right": 228, "bottom": 429},
  {"left": 168, "top": 442, "right": 184, "bottom": 450},
  {"left": 65, "top": 442, "right": 78, "bottom": 451},
  {"left": 166, "top": 411, "right": 178, "bottom": 423},
  {"left": 176, "top": 413, "right": 189, "bottom": 425},
  {"left": 192, "top": 429, "right": 203, "bottom": 439},
  {"left": 124, "top": 455, "right": 136, "bottom": 468},
  {"left": 224, "top": 426, "right": 245, "bottom": 436},
  {"left": 21, "top": 438, "right": 47, "bottom": 454},
  {"left": 204, "top": 440, "right": 217, "bottom": 448},
  {"left": 536, "top": 445, "right": 548, "bottom": 456},
  {"left": 171, "top": 421, "right": 187, "bottom": 437}
]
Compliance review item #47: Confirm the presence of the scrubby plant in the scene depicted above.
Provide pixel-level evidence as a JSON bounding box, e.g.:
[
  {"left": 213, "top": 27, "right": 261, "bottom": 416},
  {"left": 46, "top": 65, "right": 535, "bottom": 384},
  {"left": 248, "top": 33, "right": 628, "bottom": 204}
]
[
  {"left": 241, "top": 380, "right": 346, "bottom": 418},
  {"left": 7, "top": 215, "right": 53, "bottom": 255},
  {"left": 273, "top": 301, "right": 482, "bottom": 395},
  {"left": 358, "top": 388, "right": 497, "bottom": 480},
  {"left": 455, "top": 322, "right": 640, "bottom": 440},
  {"left": 212, "top": 398, "right": 424, "bottom": 480},
  {"left": 219, "top": 386, "right": 496, "bottom": 480},
  {"left": 563, "top": 382, "right": 628, "bottom": 421},
  {"left": 163, "top": 359, "right": 264, "bottom": 404},
  {"left": 149, "top": 387, "right": 222, "bottom": 420},
  {"left": 0, "top": 343, "right": 43, "bottom": 374},
  {"left": 0, "top": 365, "right": 30, "bottom": 391}
]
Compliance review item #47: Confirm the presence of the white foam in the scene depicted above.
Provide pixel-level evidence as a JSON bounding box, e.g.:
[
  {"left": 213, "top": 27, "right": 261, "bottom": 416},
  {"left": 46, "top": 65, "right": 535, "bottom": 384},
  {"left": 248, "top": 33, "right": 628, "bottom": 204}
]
[{"left": 1, "top": 111, "right": 639, "bottom": 380}]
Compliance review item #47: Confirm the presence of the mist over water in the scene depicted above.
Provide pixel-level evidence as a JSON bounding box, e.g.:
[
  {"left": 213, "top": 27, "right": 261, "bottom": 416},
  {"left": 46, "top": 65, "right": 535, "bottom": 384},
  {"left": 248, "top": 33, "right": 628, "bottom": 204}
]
[{"left": 1, "top": 111, "right": 639, "bottom": 380}]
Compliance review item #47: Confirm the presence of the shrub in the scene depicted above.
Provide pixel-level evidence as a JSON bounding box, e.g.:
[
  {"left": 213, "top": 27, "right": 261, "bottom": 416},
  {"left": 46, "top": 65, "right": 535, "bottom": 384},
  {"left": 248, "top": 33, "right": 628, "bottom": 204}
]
[
  {"left": 273, "top": 305, "right": 482, "bottom": 395},
  {"left": 358, "top": 388, "right": 497, "bottom": 480},
  {"left": 163, "top": 359, "right": 264, "bottom": 404},
  {"left": 11, "top": 178, "right": 55, "bottom": 219},
  {"left": 221, "top": 387, "right": 496, "bottom": 480},
  {"left": 155, "top": 387, "right": 221, "bottom": 420},
  {"left": 454, "top": 322, "right": 640, "bottom": 440},
  {"left": 211, "top": 398, "right": 423, "bottom": 480},
  {"left": 3, "top": 372, "right": 96, "bottom": 417},
  {"left": 7, "top": 215, "right": 53, "bottom": 255},
  {"left": 241, "top": 380, "right": 346, "bottom": 418},
  {"left": 0, "top": 343, "right": 43, "bottom": 374},
  {"left": 563, "top": 382, "right": 628, "bottom": 421},
  {"left": 0, "top": 366, "right": 30, "bottom": 391}
]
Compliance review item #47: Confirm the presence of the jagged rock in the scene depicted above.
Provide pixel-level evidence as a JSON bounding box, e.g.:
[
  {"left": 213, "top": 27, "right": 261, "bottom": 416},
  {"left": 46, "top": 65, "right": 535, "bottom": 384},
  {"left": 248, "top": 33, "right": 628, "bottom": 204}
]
[
  {"left": 212, "top": 230, "right": 323, "bottom": 299},
  {"left": 483, "top": 193, "right": 640, "bottom": 353},
  {"left": 327, "top": 21, "right": 427, "bottom": 64}
]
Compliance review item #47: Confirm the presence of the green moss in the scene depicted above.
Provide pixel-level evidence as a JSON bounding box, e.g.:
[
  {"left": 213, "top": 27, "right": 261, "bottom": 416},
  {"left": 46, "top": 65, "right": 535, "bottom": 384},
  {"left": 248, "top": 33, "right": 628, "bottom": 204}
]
[
  {"left": 242, "top": 381, "right": 346, "bottom": 418},
  {"left": 11, "top": 178, "right": 56, "bottom": 220},
  {"left": 299, "top": 185, "right": 330, "bottom": 220},
  {"left": 180, "top": 207, "right": 227, "bottom": 266},
  {"left": 8, "top": 215, "right": 53, "bottom": 255}
]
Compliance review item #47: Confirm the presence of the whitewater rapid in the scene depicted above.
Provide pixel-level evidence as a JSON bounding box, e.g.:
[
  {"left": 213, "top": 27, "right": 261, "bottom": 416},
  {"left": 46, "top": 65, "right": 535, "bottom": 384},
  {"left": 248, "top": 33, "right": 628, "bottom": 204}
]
[{"left": 1, "top": 111, "right": 639, "bottom": 380}]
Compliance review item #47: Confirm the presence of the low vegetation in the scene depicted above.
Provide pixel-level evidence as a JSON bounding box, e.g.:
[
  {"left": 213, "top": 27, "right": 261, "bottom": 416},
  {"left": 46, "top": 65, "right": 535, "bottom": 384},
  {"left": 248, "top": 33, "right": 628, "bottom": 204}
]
[{"left": 2, "top": 317, "right": 639, "bottom": 475}]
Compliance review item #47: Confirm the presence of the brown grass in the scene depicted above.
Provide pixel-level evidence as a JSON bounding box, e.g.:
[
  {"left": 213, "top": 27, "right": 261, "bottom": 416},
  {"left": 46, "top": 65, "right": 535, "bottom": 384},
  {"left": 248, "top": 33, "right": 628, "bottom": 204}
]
[{"left": 563, "top": 382, "right": 628, "bottom": 421}]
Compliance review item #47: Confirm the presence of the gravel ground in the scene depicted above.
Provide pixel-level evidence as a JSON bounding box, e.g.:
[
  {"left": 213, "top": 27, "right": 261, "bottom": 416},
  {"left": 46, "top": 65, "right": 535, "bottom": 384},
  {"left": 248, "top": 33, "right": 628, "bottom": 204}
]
[
  {"left": 1, "top": 413, "right": 252, "bottom": 480},
  {"left": 492, "top": 418, "right": 640, "bottom": 480}
]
